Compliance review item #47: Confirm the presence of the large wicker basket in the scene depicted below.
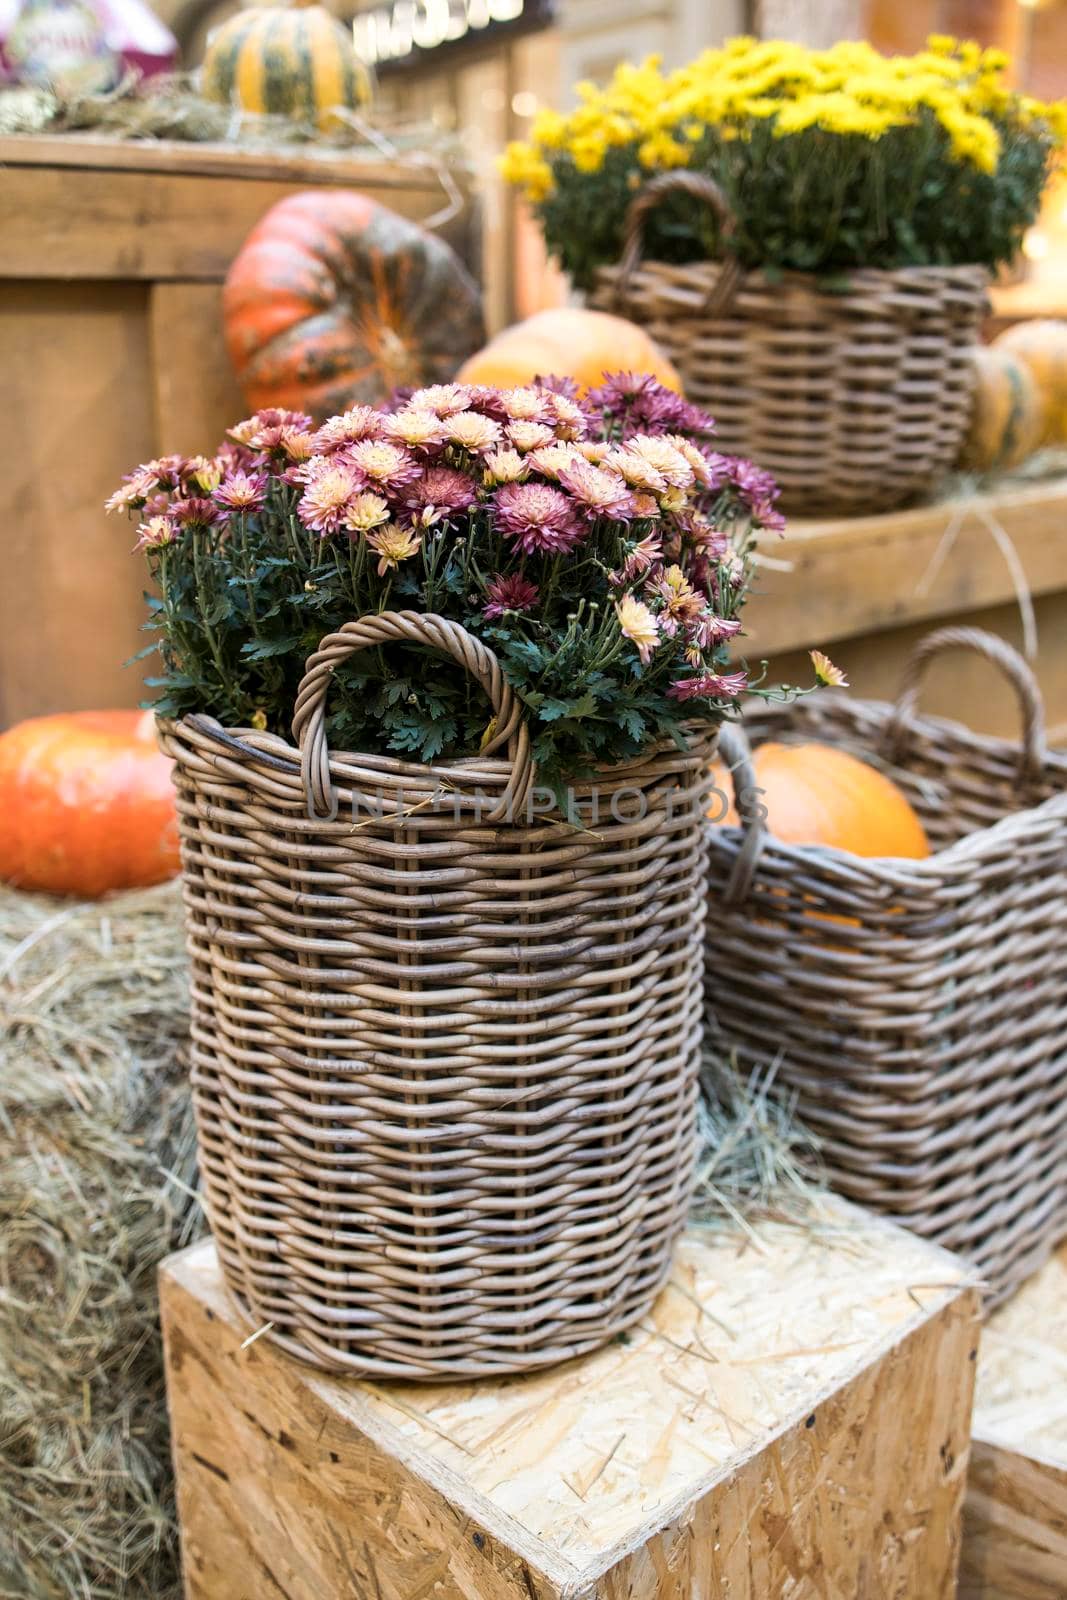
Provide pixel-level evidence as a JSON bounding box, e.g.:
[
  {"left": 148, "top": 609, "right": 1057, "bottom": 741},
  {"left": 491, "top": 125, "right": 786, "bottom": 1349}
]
[
  {"left": 161, "top": 611, "right": 714, "bottom": 1379},
  {"left": 704, "top": 627, "right": 1067, "bottom": 1306},
  {"left": 591, "top": 172, "right": 989, "bottom": 518}
]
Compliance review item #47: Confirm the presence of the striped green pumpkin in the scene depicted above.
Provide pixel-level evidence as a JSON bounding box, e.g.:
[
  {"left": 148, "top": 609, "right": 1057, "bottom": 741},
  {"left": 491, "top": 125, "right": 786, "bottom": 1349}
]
[{"left": 201, "top": 3, "right": 372, "bottom": 129}]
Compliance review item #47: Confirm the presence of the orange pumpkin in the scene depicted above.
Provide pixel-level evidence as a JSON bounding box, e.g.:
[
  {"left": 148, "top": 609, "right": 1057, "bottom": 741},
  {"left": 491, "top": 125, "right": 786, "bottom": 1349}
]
[
  {"left": 223, "top": 190, "right": 485, "bottom": 419},
  {"left": 993, "top": 318, "right": 1067, "bottom": 444},
  {"left": 0, "top": 711, "right": 181, "bottom": 899},
  {"left": 958, "top": 346, "right": 1045, "bottom": 473},
  {"left": 456, "top": 308, "right": 683, "bottom": 395},
  {"left": 710, "top": 741, "right": 929, "bottom": 859}
]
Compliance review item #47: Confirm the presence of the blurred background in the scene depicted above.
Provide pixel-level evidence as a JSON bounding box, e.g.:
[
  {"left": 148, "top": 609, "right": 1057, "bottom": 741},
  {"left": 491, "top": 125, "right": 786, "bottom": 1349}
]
[{"left": 154, "top": 0, "right": 1067, "bottom": 328}]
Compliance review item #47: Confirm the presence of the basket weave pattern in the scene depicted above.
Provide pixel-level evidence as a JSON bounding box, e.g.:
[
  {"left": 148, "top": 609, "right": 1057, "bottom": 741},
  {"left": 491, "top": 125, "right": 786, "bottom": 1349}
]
[
  {"left": 161, "top": 612, "right": 714, "bottom": 1378},
  {"left": 591, "top": 173, "right": 989, "bottom": 517},
  {"left": 704, "top": 628, "right": 1067, "bottom": 1305}
]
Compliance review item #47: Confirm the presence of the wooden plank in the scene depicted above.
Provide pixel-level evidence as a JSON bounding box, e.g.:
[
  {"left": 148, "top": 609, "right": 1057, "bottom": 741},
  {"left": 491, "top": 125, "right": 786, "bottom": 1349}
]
[
  {"left": 0, "top": 132, "right": 462, "bottom": 188},
  {"left": 162, "top": 1210, "right": 978, "bottom": 1600},
  {"left": 149, "top": 282, "right": 246, "bottom": 455},
  {"left": 754, "top": 477, "right": 1067, "bottom": 655},
  {"left": 0, "top": 281, "right": 155, "bottom": 725},
  {"left": 763, "top": 590, "right": 1067, "bottom": 743},
  {"left": 960, "top": 1242, "right": 1067, "bottom": 1599},
  {"left": 0, "top": 163, "right": 472, "bottom": 280}
]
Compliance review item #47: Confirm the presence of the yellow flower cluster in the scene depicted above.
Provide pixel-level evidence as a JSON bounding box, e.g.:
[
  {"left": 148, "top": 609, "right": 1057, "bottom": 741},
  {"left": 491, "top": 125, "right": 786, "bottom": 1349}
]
[{"left": 500, "top": 34, "right": 1067, "bottom": 199}]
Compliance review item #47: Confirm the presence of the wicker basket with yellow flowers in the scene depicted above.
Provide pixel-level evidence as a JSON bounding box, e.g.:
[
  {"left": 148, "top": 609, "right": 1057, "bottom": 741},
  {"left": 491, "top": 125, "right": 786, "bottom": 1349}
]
[{"left": 502, "top": 36, "right": 1067, "bottom": 515}]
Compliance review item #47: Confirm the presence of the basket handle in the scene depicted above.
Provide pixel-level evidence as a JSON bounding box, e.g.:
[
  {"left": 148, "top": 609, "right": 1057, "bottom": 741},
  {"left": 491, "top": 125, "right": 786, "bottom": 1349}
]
[
  {"left": 291, "top": 611, "right": 534, "bottom": 822},
  {"left": 612, "top": 170, "right": 743, "bottom": 315},
  {"left": 882, "top": 625, "right": 1047, "bottom": 780},
  {"left": 715, "top": 721, "right": 768, "bottom": 906}
]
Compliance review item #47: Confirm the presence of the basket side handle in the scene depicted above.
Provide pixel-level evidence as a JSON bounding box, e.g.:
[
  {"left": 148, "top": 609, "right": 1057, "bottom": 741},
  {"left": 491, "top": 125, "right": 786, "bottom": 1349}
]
[
  {"left": 612, "top": 170, "right": 743, "bottom": 315},
  {"left": 292, "top": 610, "right": 534, "bottom": 822},
  {"left": 882, "top": 625, "right": 1047, "bottom": 779},
  {"left": 715, "top": 721, "right": 768, "bottom": 906}
]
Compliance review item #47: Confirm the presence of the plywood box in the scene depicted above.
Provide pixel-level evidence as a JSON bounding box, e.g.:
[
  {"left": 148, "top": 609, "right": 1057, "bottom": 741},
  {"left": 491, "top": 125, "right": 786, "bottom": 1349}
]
[
  {"left": 0, "top": 135, "right": 477, "bottom": 727},
  {"left": 162, "top": 1208, "right": 979, "bottom": 1599},
  {"left": 960, "top": 1241, "right": 1067, "bottom": 1600}
]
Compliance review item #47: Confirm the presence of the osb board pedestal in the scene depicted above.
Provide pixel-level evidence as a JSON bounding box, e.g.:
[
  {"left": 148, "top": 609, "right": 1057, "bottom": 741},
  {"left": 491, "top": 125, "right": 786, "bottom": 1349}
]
[
  {"left": 0, "top": 136, "right": 477, "bottom": 727},
  {"left": 961, "top": 1241, "right": 1067, "bottom": 1599},
  {"left": 161, "top": 1208, "right": 979, "bottom": 1600}
]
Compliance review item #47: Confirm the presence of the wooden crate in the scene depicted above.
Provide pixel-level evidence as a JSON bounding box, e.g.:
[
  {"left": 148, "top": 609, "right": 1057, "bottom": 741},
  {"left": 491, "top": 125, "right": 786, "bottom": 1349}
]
[
  {"left": 961, "top": 1242, "right": 1067, "bottom": 1600},
  {"left": 754, "top": 475, "right": 1067, "bottom": 741},
  {"left": 162, "top": 1208, "right": 979, "bottom": 1599},
  {"left": 0, "top": 135, "right": 476, "bottom": 728}
]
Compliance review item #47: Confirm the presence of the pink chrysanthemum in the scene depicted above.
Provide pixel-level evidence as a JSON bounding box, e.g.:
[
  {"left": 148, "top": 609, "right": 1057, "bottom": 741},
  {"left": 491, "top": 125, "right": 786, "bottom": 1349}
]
[
  {"left": 215, "top": 471, "right": 269, "bottom": 513},
  {"left": 492, "top": 481, "right": 583, "bottom": 555},
  {"left": 688, "top": 613, "right": 743, "bottom": 648},
  {"left": 279, "top": 428, "right": 317, "bottom": 463},
  {"left": 297, "top": 462, "right": 361, "bottom": 533},
  {"left": 105, "top": 466, "right": 162, "bottom": 513},
  {"left": 402, "top": 466, "right": 481, "bottom": 520},
  {"left": 312, "top": 407, "right": 383, "bottom": 451},
  {"left": 557, "top": 459, "right": 634, "bottom": 523},
  {"left": 343, "top": 439, "right": 421, "bottom": 491},
  {"left": 666, "top": 670, "right": 748, "bottom": 702},
  {"left": 135, "top": 515, "right": 179, "bottom": 550},
  {"left": 607, "top": 445, "right": 668, "bottom": 495},
  {"left": 649, "top": 564, "right": 703, "bottom": 625},
  {"left": 483, "top": 573, "right": 540, "bottom": 619},
  {"left": 609, "top": 534, "right": 663, "bottom": 587},
  {"left": 170, "top": 496, "right": 222, "bottom": 527},
  {"left": 542, "top": 390, "right": 588, "bottom": 440},
  {"left": 410, "top": 383, "right": 474, "bottom": 417},
  {"left": 231, "top": 410, "right": 314, "bottom": 452}
]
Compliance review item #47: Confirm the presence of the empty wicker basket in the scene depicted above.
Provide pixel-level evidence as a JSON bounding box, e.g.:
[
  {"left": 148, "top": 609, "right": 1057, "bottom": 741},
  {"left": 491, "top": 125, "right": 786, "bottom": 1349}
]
[
  {"left": 704, "top": 626, "right": 1067, "bottom": 1306},
  {"left": 592, "top": 172, "right": 989, "bottom": 518},
  {"left": 161, "top": 611, "right": 714, "bottom": 1379}
]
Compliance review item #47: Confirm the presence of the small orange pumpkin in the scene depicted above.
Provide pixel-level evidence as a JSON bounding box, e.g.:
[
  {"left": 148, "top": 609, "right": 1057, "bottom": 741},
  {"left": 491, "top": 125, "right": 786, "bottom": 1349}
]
[
  {"left": 456, "top": 308, "right": 683, "bottom": 395},
  {"left": 958, "top": 346, "right": 1045, "bottom": 473},
  {"left": 993, "top": 318, "right": 1067, "bottom": 444},
  {"left": 710, "top": 741, "right": 929, "bottom": 859},
  {"left": 0, "top": 710, "right": 181, "bottom": 899}
]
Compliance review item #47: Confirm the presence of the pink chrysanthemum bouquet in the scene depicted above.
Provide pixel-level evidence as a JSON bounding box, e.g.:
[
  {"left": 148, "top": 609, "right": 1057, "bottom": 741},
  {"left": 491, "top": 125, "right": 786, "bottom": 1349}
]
[{"left": 110, "top": 373, "right": 792, "bottom": 788}]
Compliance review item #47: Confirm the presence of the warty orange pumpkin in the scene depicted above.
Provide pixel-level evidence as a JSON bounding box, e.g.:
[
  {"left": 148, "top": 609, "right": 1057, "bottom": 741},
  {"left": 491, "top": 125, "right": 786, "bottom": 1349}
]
[
  {"left": 0, "top": 710, "right": 181, "bottom": 899},
  {"left": 223, "top": 190, "right": 485, "bottom": 420},
  {"left": 455, "top": 308, "right": 683, "bottom": 395},
  {"left": 710, "top": 740, "right": 930, "bottom": 859}
]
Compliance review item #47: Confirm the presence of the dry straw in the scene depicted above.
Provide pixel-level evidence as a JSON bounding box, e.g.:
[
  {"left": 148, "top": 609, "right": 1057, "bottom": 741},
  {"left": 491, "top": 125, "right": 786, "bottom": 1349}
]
[
  {"left": 704, "top": 625, "right": 1067, "bottom": 1306},
  {"left": 593, "top": 171, "right": 989, "bottom": 517},
  {"left": 0, "top": 882, "right": 200, "bottom": 1600}
]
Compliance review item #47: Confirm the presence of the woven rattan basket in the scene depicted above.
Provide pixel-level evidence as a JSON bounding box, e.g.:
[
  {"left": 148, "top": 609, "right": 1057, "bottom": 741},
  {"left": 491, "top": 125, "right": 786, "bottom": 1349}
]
[
  {"left": 591, "top": 172, "right": 990, "bottom": 518},
  {"left": 704, "top": 626, "right": 1067, "bottom": 1306},
  {"left": 161, "top": 611, "right": 714, "bottom": 1379}
]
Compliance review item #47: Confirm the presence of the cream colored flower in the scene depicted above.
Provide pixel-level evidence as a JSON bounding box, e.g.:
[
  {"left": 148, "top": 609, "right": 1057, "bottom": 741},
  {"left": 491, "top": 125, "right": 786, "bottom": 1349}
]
[
  {"left": 444, "top": 411, "right": 503, "bottom": 453},
  {"left": 615, "top": 594, "right": 660, "bottom": 664},
  {"left": 367, "top": 522, "right": 422, "bottom": 575},
  {"left": 507, "top": 420, "right": 557, "bottom": 452},
  {"left": 484, "top": 449, "right": 529, "bottom": 484},
  {"left": 810, "top": 649, "right": 849, "bottom": 688},
  {"left": 343, "top": 492, "right": 391, "bottom": 533},
  {"left": 383, "top": 408, "right": 446, "bottom": 449},
  {"left": 625, "top": 434, "right": 695, "bottom": 488}
]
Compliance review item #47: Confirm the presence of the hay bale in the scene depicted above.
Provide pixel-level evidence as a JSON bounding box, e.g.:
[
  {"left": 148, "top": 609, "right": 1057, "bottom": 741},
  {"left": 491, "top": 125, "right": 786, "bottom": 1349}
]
[{"left": 0, "top": 882, "right": 198, "bottom": 1600}]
